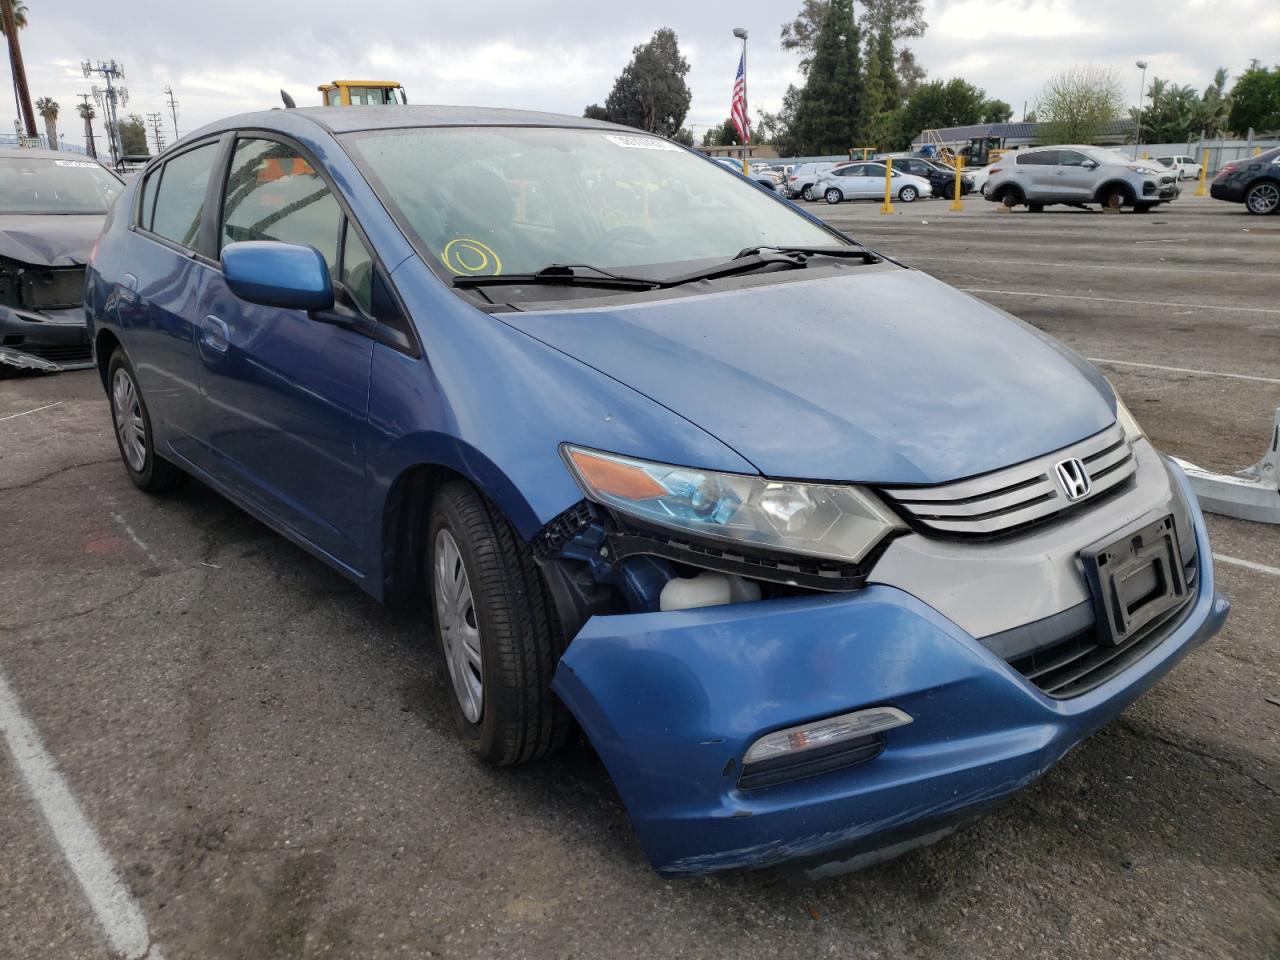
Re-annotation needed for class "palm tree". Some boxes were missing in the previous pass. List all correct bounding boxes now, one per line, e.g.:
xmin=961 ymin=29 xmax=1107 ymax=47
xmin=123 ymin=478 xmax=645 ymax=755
xmin=77 ymin=100 xmax=97 ymax=158
xmin=36 ymin=96 xmax=59 ymax=150
xmin=0 ymin=0 xmax=28 ymax=33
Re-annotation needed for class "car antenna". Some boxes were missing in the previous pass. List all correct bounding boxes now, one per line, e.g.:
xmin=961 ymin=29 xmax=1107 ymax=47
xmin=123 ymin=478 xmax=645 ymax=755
xmin=280 ymin=89 xmax=296 ymax=109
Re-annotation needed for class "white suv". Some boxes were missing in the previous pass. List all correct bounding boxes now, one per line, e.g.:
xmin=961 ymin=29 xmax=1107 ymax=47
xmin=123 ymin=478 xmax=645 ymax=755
xmin=1156 ymin=155 xmax=1203 ymax=180
xmin=983 ymin=145 xmax=1179 ymax=212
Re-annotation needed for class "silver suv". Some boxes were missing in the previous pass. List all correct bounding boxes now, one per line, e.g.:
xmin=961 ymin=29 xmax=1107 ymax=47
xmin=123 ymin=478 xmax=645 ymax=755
xmin=983 ymin=145 xmax=1179 ymax=212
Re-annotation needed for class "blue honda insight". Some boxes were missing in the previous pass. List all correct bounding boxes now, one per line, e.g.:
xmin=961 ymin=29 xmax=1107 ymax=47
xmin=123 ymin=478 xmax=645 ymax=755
xmin=85 ymin=106 xmax=1228 ymax=879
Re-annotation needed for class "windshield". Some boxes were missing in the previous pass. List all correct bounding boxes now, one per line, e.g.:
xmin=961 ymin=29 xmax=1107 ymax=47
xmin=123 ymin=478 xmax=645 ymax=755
xmin=344 ymin=126 xmax=843 ymax=279
xmin=0 ymin=157 xmax=122 ymax=214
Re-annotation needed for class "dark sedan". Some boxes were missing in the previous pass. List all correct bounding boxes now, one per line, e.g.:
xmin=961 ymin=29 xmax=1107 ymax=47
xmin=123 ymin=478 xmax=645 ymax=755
xmin=0 ymin=148 xmax=123 ymax=372
xmin=1209 ymin=147 xmax=1280 ymax=214
xmin=892 ymin=155 xmax=970 ymax=197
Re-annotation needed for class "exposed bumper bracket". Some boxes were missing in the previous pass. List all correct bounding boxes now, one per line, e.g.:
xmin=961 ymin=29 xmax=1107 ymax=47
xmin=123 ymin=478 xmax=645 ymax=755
xmin=1171 ymin=406 xmax=1280 ymax=525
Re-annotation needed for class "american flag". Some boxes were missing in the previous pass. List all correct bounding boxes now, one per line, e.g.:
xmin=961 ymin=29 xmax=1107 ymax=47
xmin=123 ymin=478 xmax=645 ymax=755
xmin=730 ymin=51 xmax=750 ymax=143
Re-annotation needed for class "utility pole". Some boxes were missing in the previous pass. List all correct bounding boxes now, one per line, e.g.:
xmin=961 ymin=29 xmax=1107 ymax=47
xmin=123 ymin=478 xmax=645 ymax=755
xmin=77 ymin=92 xmax=97 ymax=158
xmin=83 ymin=60 xmax=127 ymax=167
xmin=1 ymin=0 xmax=37 ymax=138
xmin=164 ymin=84 xmax=179 ymax=139
xmin=146 ymin=111 xmax=165 ymax=153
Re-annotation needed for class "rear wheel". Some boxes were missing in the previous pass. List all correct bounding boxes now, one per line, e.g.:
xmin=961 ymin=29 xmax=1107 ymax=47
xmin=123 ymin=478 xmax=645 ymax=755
xmin=898 ymin=185 xmax=919 ymax=203
xmin=107 ymin=348 xmax=184 ymax=493
xmin=1000 ymin=187 xmax=1022 ymax=208
xmin=1244 ymin=181 xmax=1279 ymax=215
xmin=427 ymin=480 xmax=571 ymax=766
xmin=802 ymin=185 xmax=814 ymax=201
xmin=824 ymin=187 xmax=843 ymax=204
xmin=1028 ymin=203 xmax=1045 ymax=213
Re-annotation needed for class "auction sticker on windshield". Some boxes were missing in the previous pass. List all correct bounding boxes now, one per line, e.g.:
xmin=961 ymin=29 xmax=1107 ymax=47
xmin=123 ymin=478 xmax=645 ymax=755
xmin=54 ymin=160 xmax=99 ymax=168
xmin=604 ymin=134 xmax=682 ymax=151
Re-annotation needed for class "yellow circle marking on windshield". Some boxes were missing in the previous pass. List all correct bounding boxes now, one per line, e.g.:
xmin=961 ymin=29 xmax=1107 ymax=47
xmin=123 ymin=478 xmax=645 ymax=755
xmin=443 ymin=238 xmax=502 ymax=276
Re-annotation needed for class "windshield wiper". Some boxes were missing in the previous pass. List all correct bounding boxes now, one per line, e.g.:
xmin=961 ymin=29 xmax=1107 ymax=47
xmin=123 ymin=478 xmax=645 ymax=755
xmin=733 ymin=244 xmax=881 ymax=263
xmin=451 ymin=263 xmax=658 ymax=290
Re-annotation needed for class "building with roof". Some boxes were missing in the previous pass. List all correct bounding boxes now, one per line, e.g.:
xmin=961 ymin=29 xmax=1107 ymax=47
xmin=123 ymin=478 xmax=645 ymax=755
xmin=912 ymin=119 xmax=1138 ymax=151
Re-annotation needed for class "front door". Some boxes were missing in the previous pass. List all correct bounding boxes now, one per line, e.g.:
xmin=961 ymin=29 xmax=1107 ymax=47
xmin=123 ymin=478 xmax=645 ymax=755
xmin=194 ymin=136 xmax=374 ymax=574
xmin=1055 ymin=150 xmax=1097 ymax=200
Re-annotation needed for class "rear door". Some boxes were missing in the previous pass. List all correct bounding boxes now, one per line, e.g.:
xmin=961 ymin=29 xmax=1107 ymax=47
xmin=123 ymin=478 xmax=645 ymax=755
xmin=118 ymin=137 xmax=226 ymax=467
xmin=194 ymin=134 xmax=375 ymax=573
xmin=1016 ymin=150 xmax=1059 ymax=200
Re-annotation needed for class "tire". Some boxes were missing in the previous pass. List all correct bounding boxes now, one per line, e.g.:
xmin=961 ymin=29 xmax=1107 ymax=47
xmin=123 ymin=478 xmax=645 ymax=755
xmin=1028 ymin=203 xmax=1045 ymax=213
xmin=107 ymin=348 xmax=184 ymax=493
xmin=427 ymin=480 xmax=571 ymax=766
xmin=1134 ymin=203 xmax=1155 ymax=214
xmin=1244 ymin=180 xmax=1280 ymax=215
xmin=999 ymin=187 xmax=1021 ymax=207
xmin=824 ymin=187 xmax=843 ymax=204
xmin=898 ymin=185 xmax=918 ymax=203
xmin=802 ymin=185 xmax=814 ymax=202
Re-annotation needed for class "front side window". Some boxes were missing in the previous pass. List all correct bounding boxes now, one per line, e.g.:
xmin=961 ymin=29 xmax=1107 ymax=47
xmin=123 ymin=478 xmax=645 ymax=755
xmin=220 ymin=138 xmax=341 ymax=271
xmin=345 ymin=126 xmax=841 ymax=281
xmin=150 ymin=142 xmax=219 ymax=249
xmin=0 ymin=157 xmax=122 ymax=215
xmin=1059 ymin=151 xmax=1089 ymax=167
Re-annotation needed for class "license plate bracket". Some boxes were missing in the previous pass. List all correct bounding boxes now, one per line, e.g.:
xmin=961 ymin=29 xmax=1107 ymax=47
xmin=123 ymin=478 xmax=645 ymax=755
xmin=1081 ymin=513 xmax=1187 ymax=646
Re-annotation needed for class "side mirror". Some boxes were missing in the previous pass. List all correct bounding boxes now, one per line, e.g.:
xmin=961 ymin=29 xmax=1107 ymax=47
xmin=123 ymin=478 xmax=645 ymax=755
xmin=221 ymin=241 xmax=334 ymax=311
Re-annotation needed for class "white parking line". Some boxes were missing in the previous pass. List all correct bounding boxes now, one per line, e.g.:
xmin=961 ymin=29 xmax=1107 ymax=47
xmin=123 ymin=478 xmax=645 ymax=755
xmin=1214 ymin=554 xmax=1280 ymax=578
xmin=0 ymin=665 xmax=165 ymax=959
xmin=908 ymin=254 xmax=1274 ymax=280
xmin=0 ymin=400 xmax=64 ymax=423
xmin=1087 ymin=358 xmax=1280 ymax=386
xmin=961 ymin=288 xmax=1280 ymax=316
xmin=111 ymin=513 xmax=161 ymax=567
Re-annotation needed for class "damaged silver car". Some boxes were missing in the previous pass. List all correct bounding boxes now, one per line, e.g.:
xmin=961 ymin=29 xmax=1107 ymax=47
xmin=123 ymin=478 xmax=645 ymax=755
xmin=0 ymin=148 xmax=123 ymax=373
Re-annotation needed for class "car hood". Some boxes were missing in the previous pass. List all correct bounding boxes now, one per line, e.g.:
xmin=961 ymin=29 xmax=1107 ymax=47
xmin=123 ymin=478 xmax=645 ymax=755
xmin=0 ymin=214 xmax=105 ymax=267
xmin=499 ymin=267 xmax=1116 ymax=485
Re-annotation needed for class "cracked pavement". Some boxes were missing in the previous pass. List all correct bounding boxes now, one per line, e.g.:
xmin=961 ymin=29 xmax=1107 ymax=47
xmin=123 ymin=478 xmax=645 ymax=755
xmin=0 ymin=195 xmax=1277 ymax=959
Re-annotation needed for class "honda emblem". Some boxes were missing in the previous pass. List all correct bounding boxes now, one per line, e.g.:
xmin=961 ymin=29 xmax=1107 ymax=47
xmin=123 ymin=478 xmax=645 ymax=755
xmin=1055 ymin=457 xmax=1092 ymax=501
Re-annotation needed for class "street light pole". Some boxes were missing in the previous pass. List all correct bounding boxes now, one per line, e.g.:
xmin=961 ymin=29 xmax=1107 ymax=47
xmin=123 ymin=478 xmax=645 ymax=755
xmin=733 ymin=27 xmax=748 ymax=175
xmin=1134 ymin=60 xmax=1148 ymax=159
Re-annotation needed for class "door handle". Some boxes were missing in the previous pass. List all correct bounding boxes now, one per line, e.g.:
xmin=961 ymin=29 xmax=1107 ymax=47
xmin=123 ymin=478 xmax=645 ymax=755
xmin=200 ymin=315 xmax=230 ymax=354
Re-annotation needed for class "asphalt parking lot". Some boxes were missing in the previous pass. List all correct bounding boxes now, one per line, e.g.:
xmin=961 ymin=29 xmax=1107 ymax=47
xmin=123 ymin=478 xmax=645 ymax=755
xmin=1 ymin=192 xmax=1277 ymax=960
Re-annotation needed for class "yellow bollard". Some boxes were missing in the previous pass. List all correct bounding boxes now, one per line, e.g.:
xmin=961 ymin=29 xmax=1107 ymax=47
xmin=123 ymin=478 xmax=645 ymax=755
xmin=950 ymin=156 xmax=964 ymax=212
xmin=1255 ymin=146 xmax=1262 ymax=157
xmin=881 ymin=157 xmax=895 ymax=215
xmin=1142 ymin=150 xmax=1149 ymax=160
xmin=1194 ymin=148 xmax=1209 ymax=196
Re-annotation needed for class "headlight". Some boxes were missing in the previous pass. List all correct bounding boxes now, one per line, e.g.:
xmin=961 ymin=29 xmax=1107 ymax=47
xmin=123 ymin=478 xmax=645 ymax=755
xmin=562 ymin=446 xmax=905 ymax=564
xmin=1114 ymin=393 xmax=1145 ymax=441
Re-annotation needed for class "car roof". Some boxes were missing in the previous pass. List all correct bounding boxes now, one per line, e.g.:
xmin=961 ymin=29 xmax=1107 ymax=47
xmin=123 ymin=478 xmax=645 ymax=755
xmin=0 ymin=146 xmax=105 ymax=162
xmin=186 ymin=104 xmax=636 ymax=142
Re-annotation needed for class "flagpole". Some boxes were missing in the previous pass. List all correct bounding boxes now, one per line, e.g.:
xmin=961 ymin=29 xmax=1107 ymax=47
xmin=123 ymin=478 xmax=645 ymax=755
xmin=733 ymin=27 xmax=749 ymax=174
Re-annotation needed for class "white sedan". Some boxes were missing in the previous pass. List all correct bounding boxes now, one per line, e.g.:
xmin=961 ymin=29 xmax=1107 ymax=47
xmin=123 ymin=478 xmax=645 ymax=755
xmin=815 ymin=161 xmax=933 ymax=204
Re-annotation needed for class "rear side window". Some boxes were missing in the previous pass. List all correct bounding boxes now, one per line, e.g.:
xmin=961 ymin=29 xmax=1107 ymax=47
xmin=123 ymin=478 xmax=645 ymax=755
xmin=150 ymin=142 xmax=219 ymax=249
xmin=1017 ymin=151 xmax=1058 ymax=166
xmin=220 ymin=138 xmax=342 ymax=272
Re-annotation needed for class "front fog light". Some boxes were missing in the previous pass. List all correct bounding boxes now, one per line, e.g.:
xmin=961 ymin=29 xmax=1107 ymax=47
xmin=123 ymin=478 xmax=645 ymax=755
xmin=738 ymin=706 xmax=913 ymax=790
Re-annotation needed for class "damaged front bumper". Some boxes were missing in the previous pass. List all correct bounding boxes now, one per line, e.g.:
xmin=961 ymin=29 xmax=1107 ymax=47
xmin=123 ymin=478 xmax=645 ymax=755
xmin=550 ymin=464 xmax=1228 ymax=878
xmin=0 ymin=304 xmax=93 ymax=372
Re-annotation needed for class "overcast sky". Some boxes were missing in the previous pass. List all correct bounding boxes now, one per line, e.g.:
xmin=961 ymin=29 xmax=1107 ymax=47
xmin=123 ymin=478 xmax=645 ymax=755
xmin=10 ymin=0 xmax=1279 ymax=150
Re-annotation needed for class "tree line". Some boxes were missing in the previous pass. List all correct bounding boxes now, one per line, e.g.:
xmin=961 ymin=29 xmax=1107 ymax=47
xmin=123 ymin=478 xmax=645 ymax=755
xmin=582 ymin=4 xmax=1280 ymax=157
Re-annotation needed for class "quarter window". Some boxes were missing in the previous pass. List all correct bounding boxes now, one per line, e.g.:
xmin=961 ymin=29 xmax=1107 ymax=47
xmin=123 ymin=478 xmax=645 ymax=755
xmin=149 ymin=142 xmax=219 ymax=250
xmin=220 ymin=138 xmax=342 ymax=272
xmin=341 ymin=223 xmax=374 ymax=315
xmin=139 ymin=167 xmax=161 ymax=231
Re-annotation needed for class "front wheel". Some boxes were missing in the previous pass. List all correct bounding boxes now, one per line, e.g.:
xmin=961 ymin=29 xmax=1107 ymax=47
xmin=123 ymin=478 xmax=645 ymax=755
xmin=107 ymin=349 xmax=184 ymax=493
xmin=427 ymin=480 xmax=571 ymax=766
xmin=1244 ymin=181 xmax=1280 ymax=215
xmin=1102 ymin=187 xmax=1129 ymax=210
xmin=824 ymin=187 xmax=843 ymax=204
xmin=898 ymin=185 xmax=919 ymax=203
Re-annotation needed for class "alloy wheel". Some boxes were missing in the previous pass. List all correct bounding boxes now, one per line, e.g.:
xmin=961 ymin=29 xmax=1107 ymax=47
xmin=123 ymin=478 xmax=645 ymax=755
xmin=900 ymin=186 xmax=918 ymax=202
xmin=825 ymin=188 xmax=841 ymax=204
xmin=434 ymin=528 xmax=484 ymax=724
xmin=111 ymin=368 xmax=146 ymax=473
xmin=1245 ymin=182 xmax=1279 ymax=215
